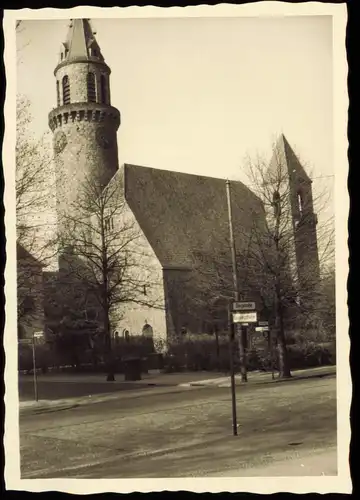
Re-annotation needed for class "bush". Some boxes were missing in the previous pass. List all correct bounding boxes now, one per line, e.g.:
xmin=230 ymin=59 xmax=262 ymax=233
xmin=163 ymin=335 xmax=336 ymax=374
xmin=18 ymin=342 xmax=55 ymax=373
xmin=18 ymin=333 xmax=336 ymax=375
xmin=286 ymin=341 xmax=336 ymax=369
xmin=166 ymin=334 xmax=233 ymax=372
xmin=113 ymin=336 xmax=155 ymax=360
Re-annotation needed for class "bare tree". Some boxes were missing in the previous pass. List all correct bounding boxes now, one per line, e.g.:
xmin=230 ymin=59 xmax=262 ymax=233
xmin=16 ymin=95 xmax=55 ymax=334
xmin=191 ymin=139 xmax=334 ymax=379
xmin=236 ymin=140 xmax=334 ymax=377
xmin=16 ymin=95 xmax=54 ymax=247
xmin=56 ymin=175 xmax=163 ymax=381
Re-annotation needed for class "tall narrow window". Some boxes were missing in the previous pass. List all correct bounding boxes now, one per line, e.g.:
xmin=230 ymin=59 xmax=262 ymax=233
xmin=104 ymin=216 xmax=113 ymax=233
xmin=273 ymin=190 xmax=281 ymax=217
xmin=100 ymin=74 xmax=107 ymax=104
xmin=87 ymin=72 xmax=96 ymax=102
xmin=297 ymin=192 xmax=303 ymax=215
xmin=56 ymin=80 xmax=60 ymax=107
xmin=62 ymin=75 xmax=70 ymax=104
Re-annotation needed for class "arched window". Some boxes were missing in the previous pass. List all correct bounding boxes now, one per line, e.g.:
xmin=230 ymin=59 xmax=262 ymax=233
xmin=100 ymin=74 xmax=107 ymax=104
xmin=62 ymin=75 xmax=70 ymax=104
xmin=87 ymin=72 xmax=96 ymax=102
xmin=56 ymin=80 xmax=60 ymax=107
xmin=142 ymin=321 xmax=153 ymax=338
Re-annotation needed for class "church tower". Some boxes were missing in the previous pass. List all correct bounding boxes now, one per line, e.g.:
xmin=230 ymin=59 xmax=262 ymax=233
xmin=271 ymin=134 xmax=321 ymax=301
xmin=48 ymin=19 xmax=120 ymax=227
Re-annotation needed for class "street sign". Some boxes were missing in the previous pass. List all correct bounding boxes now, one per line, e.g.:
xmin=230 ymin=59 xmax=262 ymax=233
xmin=255 ymin=326 xmax=269 ymax=332
xmin=233 ymin=311 xmax=257 ymax=323
xmin=233 ymin=301 xmax=256 ymax=311
xmin=258 ymin=321 xmax=269 ymax=327
xmin=18 ymin=338 xmax=33 ymax=345
xmin=33 ymin=331 xmax=43 ymax=338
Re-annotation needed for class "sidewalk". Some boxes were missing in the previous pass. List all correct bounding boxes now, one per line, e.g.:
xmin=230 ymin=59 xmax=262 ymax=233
xmin=179 ymin=365 xmax=336 ymax=388
xmin=18 ymin=365 xmax=335 ymax=415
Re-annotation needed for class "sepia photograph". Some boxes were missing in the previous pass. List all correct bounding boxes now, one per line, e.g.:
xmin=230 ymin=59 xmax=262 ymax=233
xmin=3 ymin=3 xmax=350 ymax=494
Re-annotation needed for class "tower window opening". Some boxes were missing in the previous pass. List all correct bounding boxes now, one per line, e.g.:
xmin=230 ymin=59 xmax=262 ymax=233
xmin=92 ymin=48 xmax=98 ymax=57
xmin=104 ymin=216 xmax=113 ymax=233
xmin=297 ymin=191 xmax=303 ymax=215
xmin=272 ymin=190 xmax=281 ymax=218
xmin=100 ymin=75 xmax=107 ymax=104
xmin=56 ymin=80 xmax=60 ymax=107
xmin=62 ymin=75 xmax=70 ymax=104
xmin=87 ymin=72 xmax=96 ymax=103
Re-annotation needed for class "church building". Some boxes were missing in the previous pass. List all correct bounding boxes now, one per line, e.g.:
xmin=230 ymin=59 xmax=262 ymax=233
xmin=39 ymin=18 xmax=320 ymax=345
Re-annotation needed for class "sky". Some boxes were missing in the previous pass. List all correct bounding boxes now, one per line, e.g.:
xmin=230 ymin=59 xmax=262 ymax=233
xmin=16 ymin=15 xmax=334 ymax=214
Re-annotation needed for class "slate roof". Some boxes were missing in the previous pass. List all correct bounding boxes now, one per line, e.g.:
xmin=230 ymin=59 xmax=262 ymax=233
xmin=121 ymin=164 xmax=264 ymax=269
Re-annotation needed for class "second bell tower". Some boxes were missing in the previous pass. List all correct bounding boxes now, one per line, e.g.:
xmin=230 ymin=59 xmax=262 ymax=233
xmin=48 ymin=18 xmax=120 ymax=225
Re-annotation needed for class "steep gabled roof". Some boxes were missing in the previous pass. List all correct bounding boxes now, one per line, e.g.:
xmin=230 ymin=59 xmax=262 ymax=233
xmin=121 ymin=164 xmax=264 ymax=269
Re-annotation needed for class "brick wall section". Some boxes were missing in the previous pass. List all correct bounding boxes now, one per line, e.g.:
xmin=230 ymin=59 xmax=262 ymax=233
xmin=49 ymin=103 xmax=120 ymax=232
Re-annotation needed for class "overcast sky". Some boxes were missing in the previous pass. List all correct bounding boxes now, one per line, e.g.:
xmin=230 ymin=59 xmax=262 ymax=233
xmin=16 ymin=15 xmax=334 ymax=213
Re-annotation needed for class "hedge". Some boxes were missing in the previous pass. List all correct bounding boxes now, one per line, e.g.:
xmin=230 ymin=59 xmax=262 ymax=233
xmin=18 ymin=335 xmax=336 ymax=374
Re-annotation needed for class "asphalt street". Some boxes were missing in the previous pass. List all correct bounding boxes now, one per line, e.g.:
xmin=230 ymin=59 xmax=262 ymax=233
xmin=19 ymin=374 xmax=337 ymax=478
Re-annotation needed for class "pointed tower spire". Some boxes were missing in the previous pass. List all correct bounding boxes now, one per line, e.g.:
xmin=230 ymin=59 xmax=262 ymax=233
xmin=56 ymin=18 xmax=106 ymax=69
xmin=267 ymin=134 xmax=320 ymax=301
xmin=276 ymin=134 xmax=312 ymax=184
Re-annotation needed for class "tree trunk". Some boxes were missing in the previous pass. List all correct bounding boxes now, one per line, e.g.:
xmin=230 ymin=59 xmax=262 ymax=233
xmin=104 ymin=310 xmax=115 ymax=381
xmin=214 ymin=327 xmax=220 ymax=369
xmin=275 ymin=294 xmax=291 ymax=378
xmin=237 ymin=324 xmax=248 ymax=382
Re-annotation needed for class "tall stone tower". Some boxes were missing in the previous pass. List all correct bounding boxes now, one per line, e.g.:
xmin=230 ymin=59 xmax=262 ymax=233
xmin=270 ymin=134 xmax=320 ymax=301
xmin=48 ymin=18 xmax=120 ymax=227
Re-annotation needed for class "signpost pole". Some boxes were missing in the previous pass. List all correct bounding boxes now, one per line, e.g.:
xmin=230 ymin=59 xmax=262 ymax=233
xmin=228 ymin=304 xmax=238 ymax=436
xmin=226 ymin=180 xmax=247 ymax=382
xmin=270 ymin=330 xmax=275 ymax=380
xmin=32 ymin=334 xmax=38 ymax=402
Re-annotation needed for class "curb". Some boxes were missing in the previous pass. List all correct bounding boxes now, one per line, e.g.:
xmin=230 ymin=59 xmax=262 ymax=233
xmin=179 ymin=368 xmax=336 ymax=388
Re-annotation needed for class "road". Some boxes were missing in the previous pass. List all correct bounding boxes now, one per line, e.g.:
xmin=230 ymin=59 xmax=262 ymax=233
xmin=19 ymin=374 xmax=337 ymax=478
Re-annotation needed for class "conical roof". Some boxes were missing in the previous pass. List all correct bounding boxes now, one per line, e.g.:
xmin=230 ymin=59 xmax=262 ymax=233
xmin=59 ymin=18 xmax=105 ymax=64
